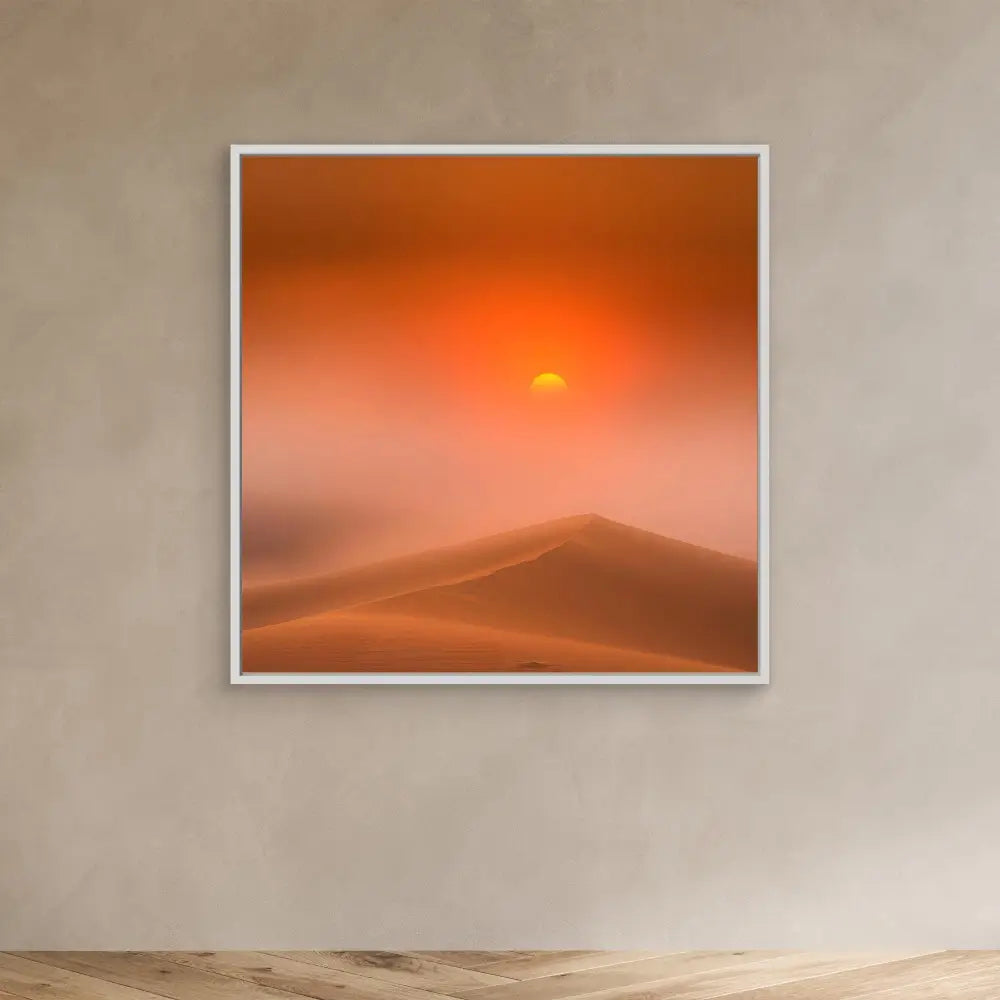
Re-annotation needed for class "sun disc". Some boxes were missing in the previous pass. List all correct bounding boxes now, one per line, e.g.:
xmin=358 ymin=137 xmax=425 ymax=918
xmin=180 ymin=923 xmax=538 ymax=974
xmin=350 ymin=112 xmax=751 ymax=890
xmin=530 ymin=372 xmax=568 ymax=392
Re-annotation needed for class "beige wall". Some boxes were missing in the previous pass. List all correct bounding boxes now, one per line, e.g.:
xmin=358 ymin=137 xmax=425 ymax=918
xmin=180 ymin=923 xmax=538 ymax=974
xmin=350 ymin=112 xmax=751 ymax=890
xmin=3 ymin=0 xmax=1000 ymax=948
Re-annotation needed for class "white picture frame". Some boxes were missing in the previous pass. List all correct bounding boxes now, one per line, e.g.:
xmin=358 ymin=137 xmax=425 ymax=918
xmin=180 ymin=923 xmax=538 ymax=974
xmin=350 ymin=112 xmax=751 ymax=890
xmin=230 ymin=144 xmax=769 ymax=685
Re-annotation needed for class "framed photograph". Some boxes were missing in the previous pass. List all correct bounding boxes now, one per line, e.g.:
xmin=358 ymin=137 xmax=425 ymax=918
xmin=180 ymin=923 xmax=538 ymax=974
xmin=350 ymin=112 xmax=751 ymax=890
xmin=231 ymin=144 xmax=768 ymax=684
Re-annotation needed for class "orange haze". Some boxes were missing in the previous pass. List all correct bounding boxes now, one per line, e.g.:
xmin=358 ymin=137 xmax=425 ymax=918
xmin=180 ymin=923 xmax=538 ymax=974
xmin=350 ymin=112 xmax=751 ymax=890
xmin=241 ymin=154 xmax=759 ymax=584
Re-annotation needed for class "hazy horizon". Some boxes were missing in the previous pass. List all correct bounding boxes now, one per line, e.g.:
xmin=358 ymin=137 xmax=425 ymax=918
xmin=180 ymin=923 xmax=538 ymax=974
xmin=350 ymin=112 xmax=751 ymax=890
xmin=242 ymin=154 xmax=758 ymax=585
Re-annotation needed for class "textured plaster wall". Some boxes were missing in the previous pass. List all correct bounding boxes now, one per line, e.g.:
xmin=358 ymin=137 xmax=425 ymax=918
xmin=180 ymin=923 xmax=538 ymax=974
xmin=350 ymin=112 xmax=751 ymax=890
xmin=2 ymin=0 xmax=1000 ymax=948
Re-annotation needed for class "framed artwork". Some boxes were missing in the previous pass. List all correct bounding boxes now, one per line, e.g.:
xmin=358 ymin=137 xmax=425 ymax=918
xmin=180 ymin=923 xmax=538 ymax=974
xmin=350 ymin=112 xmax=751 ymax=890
xmin=231 ymin=144 xmax=768 ymax=684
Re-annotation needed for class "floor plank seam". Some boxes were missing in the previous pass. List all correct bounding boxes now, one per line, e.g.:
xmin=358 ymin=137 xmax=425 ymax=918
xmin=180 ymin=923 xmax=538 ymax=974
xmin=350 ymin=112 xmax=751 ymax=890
xmin=258 ymin=953 xmax=510 ymax=996
xmin=0 ymin=953 xmax=188 ymax=1000
xmin=157 ymin=953 xmax=463 ymax=1000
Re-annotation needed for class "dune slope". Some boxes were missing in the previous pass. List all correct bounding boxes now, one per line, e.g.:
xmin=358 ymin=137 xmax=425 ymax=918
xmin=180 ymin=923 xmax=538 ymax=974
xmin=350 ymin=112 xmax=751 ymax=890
xmin=243 ymin=514 xmax=758 ymax=674
xmin=243 ymin=514 xmax=598 ymax=630
xmin=354 ymin=515 xmax=757 ymax=669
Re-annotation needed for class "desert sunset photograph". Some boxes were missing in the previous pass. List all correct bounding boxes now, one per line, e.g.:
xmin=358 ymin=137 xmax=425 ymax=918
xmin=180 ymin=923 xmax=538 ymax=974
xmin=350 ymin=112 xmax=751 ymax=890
xmin=237 ymin=148 xmax=763 ymax=679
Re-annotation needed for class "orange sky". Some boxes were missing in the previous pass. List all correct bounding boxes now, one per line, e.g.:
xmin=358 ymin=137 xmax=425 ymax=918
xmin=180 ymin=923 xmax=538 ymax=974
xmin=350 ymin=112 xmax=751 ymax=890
xmin=242 ymin=153 xmax=759 ymax=584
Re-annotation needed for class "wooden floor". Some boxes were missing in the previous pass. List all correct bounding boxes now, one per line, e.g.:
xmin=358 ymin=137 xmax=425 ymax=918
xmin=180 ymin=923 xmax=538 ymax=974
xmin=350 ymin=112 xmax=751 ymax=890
xmin=1 ymin=951 xmax=999 ymax=1000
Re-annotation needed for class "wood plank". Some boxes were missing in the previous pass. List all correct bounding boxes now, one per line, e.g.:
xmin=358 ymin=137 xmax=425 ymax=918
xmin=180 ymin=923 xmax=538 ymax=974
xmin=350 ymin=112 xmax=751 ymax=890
xmin=0 ymin=954 xmax=165 ymax=1000
xmin=17 ymin=952 xmax=321 ymax=1000
xmin=508 ymin=953 xmax=923 ymax=1000
xmin=869 ymin=960 xmax=1000 ymax=1000
xmin=717 ymin=952 xmax=994 ymax=999
xmin=159 ymin=952 xmax=456 ymax=1000
xmin=269 ymin=953 xmax=515 ymax=994
xmin=452 ymin=952 xmax=788 ymax=1000
xmin=472 ymin=954 xmax=662 ymax=981
xmin=413 ymin=955 xmax=534 ymax=973
xmin=725 ymin=952 xmax=1000 ymax=999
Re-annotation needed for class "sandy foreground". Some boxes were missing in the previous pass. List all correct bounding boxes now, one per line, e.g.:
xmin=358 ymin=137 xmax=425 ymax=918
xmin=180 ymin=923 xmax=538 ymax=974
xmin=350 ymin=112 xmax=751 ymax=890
xmin=243 ymin=610 xmax=742 ymax=674
xmin=242 ymin=514 xmax=757 ymax=674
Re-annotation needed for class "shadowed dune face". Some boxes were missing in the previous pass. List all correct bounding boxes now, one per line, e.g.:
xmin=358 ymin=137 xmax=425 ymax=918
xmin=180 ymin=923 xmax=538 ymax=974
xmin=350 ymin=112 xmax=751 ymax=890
xmin=242 ymin=514 xmax=758 ymax=674
xmin=360 ymin=516 xmax=756 ymax=669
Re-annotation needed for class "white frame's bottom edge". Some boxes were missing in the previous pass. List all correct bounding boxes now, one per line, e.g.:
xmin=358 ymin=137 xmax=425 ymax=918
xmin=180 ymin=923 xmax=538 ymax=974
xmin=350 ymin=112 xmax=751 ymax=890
xmin=231 ymin=671 xmax=769 ymax=685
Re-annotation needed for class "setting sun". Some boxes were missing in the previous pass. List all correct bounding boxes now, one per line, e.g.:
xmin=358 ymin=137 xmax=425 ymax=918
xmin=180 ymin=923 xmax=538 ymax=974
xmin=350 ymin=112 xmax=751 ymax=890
xmin=530 ymin=372 xmax=568 ymax=393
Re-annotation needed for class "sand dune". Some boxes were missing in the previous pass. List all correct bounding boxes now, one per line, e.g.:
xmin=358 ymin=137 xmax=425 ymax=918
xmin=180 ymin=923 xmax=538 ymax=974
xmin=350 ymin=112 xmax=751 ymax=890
xmin=242 ymin=514 xmax=758 ymax=674
xmin=243 ymin=514 xmax=600 ymax=630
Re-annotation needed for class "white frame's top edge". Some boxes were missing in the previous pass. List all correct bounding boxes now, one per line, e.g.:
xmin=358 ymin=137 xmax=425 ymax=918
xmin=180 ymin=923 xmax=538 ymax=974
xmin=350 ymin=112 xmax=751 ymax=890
xmin=230 ymin=143 xmax=768 ymax=156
